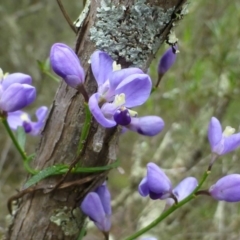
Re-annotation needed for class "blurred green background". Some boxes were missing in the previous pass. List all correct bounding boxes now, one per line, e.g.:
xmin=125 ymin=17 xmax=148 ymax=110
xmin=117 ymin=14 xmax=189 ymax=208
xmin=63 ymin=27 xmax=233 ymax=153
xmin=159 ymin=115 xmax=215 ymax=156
xmin=1 ymin=0 xmax=240 ymax=239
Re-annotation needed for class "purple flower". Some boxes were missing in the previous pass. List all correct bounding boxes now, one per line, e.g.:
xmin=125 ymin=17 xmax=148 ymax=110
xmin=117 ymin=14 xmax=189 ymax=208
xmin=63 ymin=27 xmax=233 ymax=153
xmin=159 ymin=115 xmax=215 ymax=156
xmin=139 ymin=163 xmax=198 ymax=204
xmin=89 ymin=51 xmax=152 ymax=128
xmin=208 ymin=117 xmax=240 ymax=155
xmin=50 ymin=43 xmax=85 ymax=88
xmin=126 ymin=115 xmax=165 ymax=136
xmin=166 ymin=177 xmax=198 ymax=206
xmin=81 ymin=183 xmax=111 ymax=232
xmin=7 ymin=106 xmax=48 ymax=136
xmin=158 ymin=45 xmax=177 ymax=76
xmin=138 ymin=162 xmax=172 ymax=200
xmin=209 ymin=174 xmax=240 ymax=202
xmin=0 ymin=71 xmax=36 ymax=113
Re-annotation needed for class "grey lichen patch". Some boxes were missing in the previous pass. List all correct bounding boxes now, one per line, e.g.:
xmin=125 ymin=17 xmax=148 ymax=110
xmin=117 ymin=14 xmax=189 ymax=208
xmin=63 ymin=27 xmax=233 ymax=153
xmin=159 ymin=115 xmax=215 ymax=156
xmin=50 ymin=206 xmax=81 ymax=236
xmin=90 ymin=0 xmax=175 ymax=68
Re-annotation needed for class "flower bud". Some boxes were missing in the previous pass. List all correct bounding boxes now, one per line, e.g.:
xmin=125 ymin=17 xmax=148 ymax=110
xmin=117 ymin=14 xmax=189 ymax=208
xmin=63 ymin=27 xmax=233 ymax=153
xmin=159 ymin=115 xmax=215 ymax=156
xmin=158 ymin=45 xmax=177 ymax=76
xmin=50 ymin=43 xmax=85 ymax=88
xmin=209 ymin=174 xmax=240 ymax=202
xmin=139 ymin=162 xmax=172 ymax=200
xmin=81 ymin=183 xmax=111 ymax=232
xmin=0 ymin=83 xmax=36 ymax=112
xmin=128 ymin=116 xmax=164 ymax=136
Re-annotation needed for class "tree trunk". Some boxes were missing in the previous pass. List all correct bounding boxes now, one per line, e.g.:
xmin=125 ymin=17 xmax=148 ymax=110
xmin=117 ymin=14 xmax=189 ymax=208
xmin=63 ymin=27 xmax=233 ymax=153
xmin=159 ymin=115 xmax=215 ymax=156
xmin=6 ymin=0 xmax=186 ymax=239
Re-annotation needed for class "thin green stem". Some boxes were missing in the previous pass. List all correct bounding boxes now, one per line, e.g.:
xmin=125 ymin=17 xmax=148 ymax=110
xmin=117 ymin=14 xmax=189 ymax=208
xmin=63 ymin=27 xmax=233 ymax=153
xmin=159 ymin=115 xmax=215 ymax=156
xmin=77 ymin=221 xmax=87 ymax=240
xmin=2 ymin=117 xmax=27 ymax=160
xmin=124 ymin=170 xmax=211 ymax=240
xmin=44 ymin=71 xmax=60 ymax=82
xmin=24 ymin=161 xmax=38 ymax=175
xmin=2 ymin=116 xmax=38 ymax=174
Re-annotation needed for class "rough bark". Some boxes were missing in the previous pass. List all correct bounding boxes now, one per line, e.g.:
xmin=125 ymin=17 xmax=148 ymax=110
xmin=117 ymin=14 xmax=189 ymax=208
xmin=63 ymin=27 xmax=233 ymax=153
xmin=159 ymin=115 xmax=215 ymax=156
xmin=6 ymin=0 xmax=186 ymax=239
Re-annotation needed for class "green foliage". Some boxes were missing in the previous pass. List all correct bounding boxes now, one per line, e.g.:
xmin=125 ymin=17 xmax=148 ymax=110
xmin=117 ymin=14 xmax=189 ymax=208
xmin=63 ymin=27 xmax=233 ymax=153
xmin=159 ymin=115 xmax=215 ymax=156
xmin=16 ymin=126 xmax=26 ymax=150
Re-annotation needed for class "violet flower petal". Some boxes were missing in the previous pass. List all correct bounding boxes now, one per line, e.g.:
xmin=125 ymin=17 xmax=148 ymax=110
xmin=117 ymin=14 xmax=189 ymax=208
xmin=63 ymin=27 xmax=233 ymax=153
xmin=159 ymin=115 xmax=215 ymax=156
xmin=2 ymin=73 xmax=32 ymax=90
xmin=7 ymin=106 xmax=48 ymax=136
xmin=35 ymin=106 xmax=48 ymax=122
xmin=138 ymin=177 xmax=149 ymax=197
xmin=89 ymin=93 xmax=116 ymax=127
xmin=208 ymin=117 xmax=223 ymax=151
xmin=90 ymin=50 xmax=113 ymax=87
xmin=173 ymin=177 xmax=198 ymax=201
xmin=0 ymin=83 xmax=36 ymax=112
xmin=115 ymin=74 xmax=152 ymax=108
xmin=95 ymin=184 xmax=112 ymax=215
xmin=158 ymin=46 xmax=177 ymax=75
xmin=222 ymin=133 xmax=240 ymax=155
xmin=23 ymin=122 xmax=32 ymax=133
xmin=7 ymin=111 xmax=26 ymax=130
xmin=109 ymin=68 xmax=143 ymax=91
xmin=95 ymin=216 xmax=111 ymax=233
xmin=209 ymin=174 xmax=240 ymax=202
xmin=30 ymin=106 xmax=48 ymax=135
xmin=146 ymin=163 xmax=172 ymax=199
xmin=114 ymin=109 xmax=131 ymax=126
xmin=167 ymin=177 xmax=198 ymax=206
xmin=50 ymin=43 xmax=85 ymax=88
xmin=128 ymin=116 xmax=165 ymax=136
xmin=81 ymin=192 xmax=106 ymax=227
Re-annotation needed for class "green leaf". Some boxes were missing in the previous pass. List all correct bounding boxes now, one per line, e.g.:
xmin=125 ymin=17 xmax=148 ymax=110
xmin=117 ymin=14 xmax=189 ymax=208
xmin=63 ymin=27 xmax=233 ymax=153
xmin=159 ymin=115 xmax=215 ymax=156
xmin=73 ymin=159 xmax=120 ymax=173
xmin=16 ymin=126 xmax=26 ymax=150
xmin=23 ymin=154 xmax=37 ymax=175
xmin=24 ymin=159 xmax=120 ymax=189
xmin=77 ymin=103 xmax=92 ymax=155
xmin=37 ymin=60 xmax=45 ymax=71
xmin=24 ymin=164 xmax=68 ymax=189
xmin=37 ymin=58 xmax=60 ymax=82
xmin=77 ymin=221 xmax=87 ymax=240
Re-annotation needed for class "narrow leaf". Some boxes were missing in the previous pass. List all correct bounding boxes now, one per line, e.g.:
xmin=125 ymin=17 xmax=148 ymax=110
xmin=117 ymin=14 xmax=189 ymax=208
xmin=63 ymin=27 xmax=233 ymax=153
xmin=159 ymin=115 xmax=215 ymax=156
xmin=24 ymin=164 xmax=68 ymax=189
xmin=73 ymin=159 xmax=120 ymax=173
xmin=16 ymin=126 xmax=26 ymax=150
xmin=77 ymin=103 xmax=92 ymax=155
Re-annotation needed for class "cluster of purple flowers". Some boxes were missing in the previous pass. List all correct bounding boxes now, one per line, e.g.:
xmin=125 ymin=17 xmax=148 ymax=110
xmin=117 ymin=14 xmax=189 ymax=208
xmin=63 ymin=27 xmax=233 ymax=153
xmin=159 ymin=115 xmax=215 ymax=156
xmin=207 ymin=117 xmax=240 ymax=202
xmin=48 ymin=43 xmax=178 ymax=235
xmin=49 ymin=42 xmax=240 ymax=237
xmin=138 ymin=162 xmax=198 ymax=205
xmin=78 ymin=116 xmax=240 ymax=236
xmin=0 ymin=69 xmax=48 ymax=135
xmin=50 ymin=43 xmax=172 ymax=136
xmin=0 ymin=71 xmax=36 ymax=114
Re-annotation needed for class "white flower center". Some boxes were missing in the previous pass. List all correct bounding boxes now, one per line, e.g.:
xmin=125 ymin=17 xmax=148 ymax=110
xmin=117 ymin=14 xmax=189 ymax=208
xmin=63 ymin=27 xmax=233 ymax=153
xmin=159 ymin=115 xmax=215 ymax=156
xmin=112 ymin=94 xmax=138 ymax=117
xmin=223 ymin=126 xmax=235 ymax=137
xmin=20 ymin=113 xmax=30 ymax=122
xmin=128 ymin=109 xmax=138 ymax=117
xmin=113 ymin=93 xmax=125 ymax=107
xmin=112 ymin=61 xmax=121 ymax=71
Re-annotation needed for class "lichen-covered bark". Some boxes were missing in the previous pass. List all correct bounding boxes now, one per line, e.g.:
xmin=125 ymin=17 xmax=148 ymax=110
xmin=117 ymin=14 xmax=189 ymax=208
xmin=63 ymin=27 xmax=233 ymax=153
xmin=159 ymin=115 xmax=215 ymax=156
xmin=6 ymin=0 xmax=186 ymax=239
